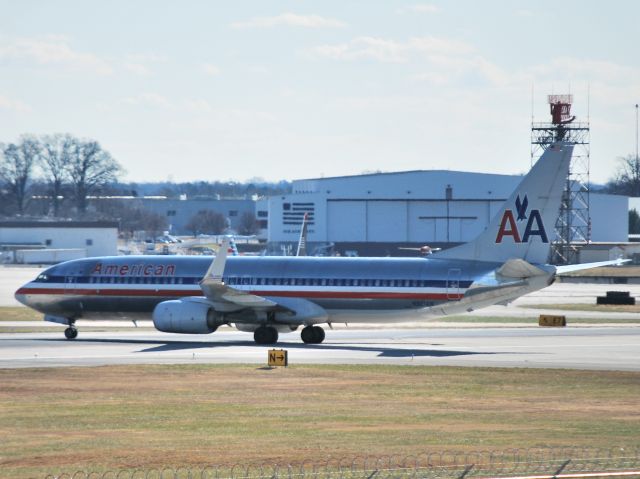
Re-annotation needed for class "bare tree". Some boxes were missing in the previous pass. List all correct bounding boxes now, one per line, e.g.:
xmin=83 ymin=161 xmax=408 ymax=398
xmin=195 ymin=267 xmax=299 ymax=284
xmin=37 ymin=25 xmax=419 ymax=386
xmin=630 ymin=208 xmax=640 ymax=234
xmin=67 ymin=138 xmax=124 ymax=215
xmin=184 ymin=213 xmax=202 ymax=237
xmin=185 ymin=209 xmax=228 ymax=236
xmin=40 ymin=134 xmax=74 ymax=216
xmin=140 ymin=210 xmax=168 ymax=239
xmin=605 ymin=154 xmax=640 ymax=196
xmin=0 ymin=135 xmax=41 ymax=215
xmin=237 ymin=211 xmax=259 ymax=235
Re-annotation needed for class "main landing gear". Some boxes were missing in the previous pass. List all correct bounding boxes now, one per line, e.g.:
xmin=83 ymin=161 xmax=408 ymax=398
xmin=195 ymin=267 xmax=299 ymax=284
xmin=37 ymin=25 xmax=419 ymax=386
xmin=252 ymin=325 xmax=326 ymax=345
xmin=301 ymin=325 xmax=325 ymax=344
xmin=254 ymin=326 xmax=279 ymax=345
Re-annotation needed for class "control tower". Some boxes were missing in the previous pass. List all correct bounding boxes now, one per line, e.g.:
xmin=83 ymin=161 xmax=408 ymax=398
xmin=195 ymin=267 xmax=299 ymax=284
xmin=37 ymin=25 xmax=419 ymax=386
xmin=531 ymin=94 xmax=590 ymax=265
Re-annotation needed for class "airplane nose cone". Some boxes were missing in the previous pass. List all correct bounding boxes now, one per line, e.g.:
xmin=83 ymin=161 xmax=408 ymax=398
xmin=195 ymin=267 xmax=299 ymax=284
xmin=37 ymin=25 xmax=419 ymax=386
xmin=14 ymin=286 xmax=30 ymax=307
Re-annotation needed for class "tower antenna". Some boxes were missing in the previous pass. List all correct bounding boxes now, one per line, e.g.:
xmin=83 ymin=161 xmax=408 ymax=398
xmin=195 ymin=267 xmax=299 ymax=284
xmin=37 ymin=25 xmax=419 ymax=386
xmin=531 ymin=92 xmax=590 ymax=264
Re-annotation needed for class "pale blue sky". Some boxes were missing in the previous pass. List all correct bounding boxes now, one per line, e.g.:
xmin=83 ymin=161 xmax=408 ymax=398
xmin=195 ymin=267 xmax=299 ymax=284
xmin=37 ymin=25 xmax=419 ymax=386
xmin=1 ymin=1 xmax=638 ymax=183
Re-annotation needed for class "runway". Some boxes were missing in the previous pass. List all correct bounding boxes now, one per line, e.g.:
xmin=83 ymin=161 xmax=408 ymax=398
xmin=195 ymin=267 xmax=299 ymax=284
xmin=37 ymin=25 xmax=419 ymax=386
xmin=1 ymin=326 xmax=639 ymax=371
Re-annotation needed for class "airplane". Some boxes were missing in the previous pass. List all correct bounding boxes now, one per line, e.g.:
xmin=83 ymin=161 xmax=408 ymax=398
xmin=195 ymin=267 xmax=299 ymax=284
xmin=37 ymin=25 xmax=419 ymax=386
xmin=398 ymin=245 xmax=442 ymax=256
xmin=14 ymin=142 xmax=625 ymax=345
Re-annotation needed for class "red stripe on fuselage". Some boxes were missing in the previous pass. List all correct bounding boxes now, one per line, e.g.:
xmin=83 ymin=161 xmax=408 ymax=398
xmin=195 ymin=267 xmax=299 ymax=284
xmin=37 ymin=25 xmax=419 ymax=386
xmin=16 ymin=286 xmax=464 ymax=301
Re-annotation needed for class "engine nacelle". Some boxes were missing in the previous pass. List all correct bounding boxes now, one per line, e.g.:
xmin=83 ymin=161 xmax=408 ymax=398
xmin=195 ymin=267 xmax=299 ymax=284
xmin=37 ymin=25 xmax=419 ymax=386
xmin=152 ymin=299 xmax=222 ymax=334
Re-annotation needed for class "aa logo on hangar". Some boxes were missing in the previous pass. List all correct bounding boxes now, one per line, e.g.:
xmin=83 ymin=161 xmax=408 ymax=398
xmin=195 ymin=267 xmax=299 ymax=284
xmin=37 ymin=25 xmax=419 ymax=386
xmin=495 ymin=194 xmax=549 ymax=244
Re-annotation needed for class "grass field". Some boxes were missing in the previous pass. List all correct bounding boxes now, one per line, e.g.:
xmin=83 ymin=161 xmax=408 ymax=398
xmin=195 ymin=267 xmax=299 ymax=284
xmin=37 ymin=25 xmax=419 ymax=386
xmin=0 ymin=306 xmax=42 ymax=321
xmin=525 ymin=303 xmax=640 ymax=313
xmin=561 ymin=266 xmax=640 ymax=277
xmin=0 ymin=364 xmax=639 ymax=479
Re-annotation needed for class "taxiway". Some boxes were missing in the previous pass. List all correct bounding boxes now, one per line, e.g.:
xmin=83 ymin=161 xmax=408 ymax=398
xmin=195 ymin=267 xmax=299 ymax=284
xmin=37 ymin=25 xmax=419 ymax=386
xmin=1 ymin=326 xmax=639 ymax=370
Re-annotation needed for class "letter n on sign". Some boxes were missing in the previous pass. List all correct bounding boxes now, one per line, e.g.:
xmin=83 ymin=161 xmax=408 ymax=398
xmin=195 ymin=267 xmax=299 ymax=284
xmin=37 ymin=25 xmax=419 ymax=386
xmin=268 ymin=349 xmax=288 ymax=367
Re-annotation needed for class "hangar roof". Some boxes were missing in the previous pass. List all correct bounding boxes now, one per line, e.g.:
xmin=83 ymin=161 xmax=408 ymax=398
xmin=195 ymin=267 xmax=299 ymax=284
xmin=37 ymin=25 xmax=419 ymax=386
xmin=0 ymin=221 xmax=119 ymax=228
xmin=292 ymin=170 xmax=524 ymax=199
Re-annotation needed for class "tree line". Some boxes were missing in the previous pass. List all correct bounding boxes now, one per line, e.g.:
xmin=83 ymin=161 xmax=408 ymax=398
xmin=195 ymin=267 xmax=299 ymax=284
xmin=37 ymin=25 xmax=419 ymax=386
xmin=4 ymin=134 xmax=639 ymax=233
xmin=603 ymin=154 xmax=640 ymax=234
xmin=0 ymin=134 xmax=268 ymax=238
xmin=0 ymin=134 xmax=123 ymax=217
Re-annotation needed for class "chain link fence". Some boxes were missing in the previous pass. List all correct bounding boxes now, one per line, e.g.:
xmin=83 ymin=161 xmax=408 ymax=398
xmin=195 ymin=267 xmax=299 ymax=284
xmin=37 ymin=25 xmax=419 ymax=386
xmin=42 ymin=447 xmax=640 ymax=479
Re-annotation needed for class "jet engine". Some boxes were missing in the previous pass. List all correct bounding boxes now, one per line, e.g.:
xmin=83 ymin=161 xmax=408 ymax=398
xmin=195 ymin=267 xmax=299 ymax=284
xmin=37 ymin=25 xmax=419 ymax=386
xmin=152 ymin=299 xmax=223 ymax=334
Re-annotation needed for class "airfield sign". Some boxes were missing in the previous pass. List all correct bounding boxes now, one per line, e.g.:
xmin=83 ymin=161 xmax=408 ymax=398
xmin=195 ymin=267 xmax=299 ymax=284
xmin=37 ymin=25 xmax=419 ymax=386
xmin=268 ymin=349 xmax=288 ymax=367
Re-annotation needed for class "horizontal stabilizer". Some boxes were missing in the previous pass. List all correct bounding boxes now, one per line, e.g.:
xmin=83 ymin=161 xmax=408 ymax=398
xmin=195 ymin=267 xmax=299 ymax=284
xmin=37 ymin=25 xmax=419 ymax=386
xmin=555 ymin=258 xmax=630 ymax=275
xmin=497 ymin=259 xmax=550 ymax=278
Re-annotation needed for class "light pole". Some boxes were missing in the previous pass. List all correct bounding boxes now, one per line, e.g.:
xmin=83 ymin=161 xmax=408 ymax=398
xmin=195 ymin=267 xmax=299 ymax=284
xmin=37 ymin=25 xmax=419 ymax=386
xmin=636 ymin=103 xmax=638 ymax=165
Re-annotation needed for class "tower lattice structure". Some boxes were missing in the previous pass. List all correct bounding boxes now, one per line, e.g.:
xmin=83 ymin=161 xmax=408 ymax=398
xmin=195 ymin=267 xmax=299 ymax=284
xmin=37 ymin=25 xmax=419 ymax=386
xmin=531 ymin=94 xmax=590 ymax=265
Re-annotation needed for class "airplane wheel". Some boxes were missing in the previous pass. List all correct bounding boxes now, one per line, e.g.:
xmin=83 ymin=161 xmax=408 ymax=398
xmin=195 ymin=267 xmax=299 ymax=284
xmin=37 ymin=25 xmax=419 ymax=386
xmin=301 ymin=326 xmax=314 ymax=343
xmin=64 ymin=327 xmax=78 ymax=340
xmin=312 ymin=326 xmax=325 ymax=343
xmin=254 ymin=326 xmax=278 ymax=345
xmin=301 ymin=326 xmax=325 ymax=344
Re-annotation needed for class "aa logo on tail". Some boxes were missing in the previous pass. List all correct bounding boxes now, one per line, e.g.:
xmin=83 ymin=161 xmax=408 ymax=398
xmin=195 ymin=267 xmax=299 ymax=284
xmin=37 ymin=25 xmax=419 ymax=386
xmin=496 ymin=194 xmax=548 ymax=243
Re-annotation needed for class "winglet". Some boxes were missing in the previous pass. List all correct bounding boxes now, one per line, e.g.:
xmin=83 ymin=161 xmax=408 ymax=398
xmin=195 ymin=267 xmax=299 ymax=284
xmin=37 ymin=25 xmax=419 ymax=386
xmin=296 ymin=212 xmax=309 ymax=256
xmin=202 ymin=238 xmax=229 ymax=283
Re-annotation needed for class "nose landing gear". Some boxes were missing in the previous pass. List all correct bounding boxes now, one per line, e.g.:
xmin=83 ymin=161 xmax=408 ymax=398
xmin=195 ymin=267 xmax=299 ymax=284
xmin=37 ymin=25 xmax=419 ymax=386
xmin=64 ymin=325 xmax=78 ymax=340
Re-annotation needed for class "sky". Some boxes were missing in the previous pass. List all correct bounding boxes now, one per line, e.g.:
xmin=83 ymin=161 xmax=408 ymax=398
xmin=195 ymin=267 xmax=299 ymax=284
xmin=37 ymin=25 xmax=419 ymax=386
xmin=1 ymin=1 xmax=639 ymax=184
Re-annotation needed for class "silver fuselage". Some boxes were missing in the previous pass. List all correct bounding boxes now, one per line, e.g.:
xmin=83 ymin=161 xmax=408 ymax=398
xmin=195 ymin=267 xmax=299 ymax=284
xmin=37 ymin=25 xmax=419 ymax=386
xmin=15 ymin=255 xmax=506 ymax=323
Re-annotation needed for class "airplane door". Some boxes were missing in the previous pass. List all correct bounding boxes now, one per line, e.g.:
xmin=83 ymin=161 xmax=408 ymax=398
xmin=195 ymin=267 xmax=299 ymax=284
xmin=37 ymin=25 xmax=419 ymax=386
xmin=65 ymin=275 xmax=77 ymax=294
xmin=446 ymin=268 xmax=461 ymax=300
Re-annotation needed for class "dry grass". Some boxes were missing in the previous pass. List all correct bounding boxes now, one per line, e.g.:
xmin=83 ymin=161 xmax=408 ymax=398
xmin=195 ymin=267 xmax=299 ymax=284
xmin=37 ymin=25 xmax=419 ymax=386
xmin=525 ymin=303 xmax=640 ymax=313
xmin=0 ymin=307 xmax=42 ymax=322
xmin=561 ymin=266 xmax=640 ymax=277
xmin=0 ymin=365 xmax=639 ymax=478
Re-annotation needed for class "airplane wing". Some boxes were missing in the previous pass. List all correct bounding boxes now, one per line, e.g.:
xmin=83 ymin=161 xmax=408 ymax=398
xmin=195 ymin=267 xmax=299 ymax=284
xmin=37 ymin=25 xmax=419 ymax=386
xmin=554 ymin=258 xmax=630 ymax=275
xmin=199 ymin=238 xmax=278 ymax=310
xmin=198 ymin=239 xmax=328 ymax=323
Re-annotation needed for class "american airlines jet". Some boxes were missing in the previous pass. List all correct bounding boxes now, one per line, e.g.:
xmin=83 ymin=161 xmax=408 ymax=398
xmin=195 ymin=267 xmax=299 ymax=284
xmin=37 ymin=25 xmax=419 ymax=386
xmin=15 ymin=142 xmax=621 ymax=344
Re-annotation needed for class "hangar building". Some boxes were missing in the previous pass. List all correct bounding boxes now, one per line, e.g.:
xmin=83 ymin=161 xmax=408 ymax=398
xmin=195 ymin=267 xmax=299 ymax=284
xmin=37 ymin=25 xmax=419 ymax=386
xmin=136 ymin=197 xmax=258 ymax=235
xmin=0 ymin=221 xmax=118 ymax=263
xmin=267 ymin=170 xmax=627 ymax=257
xmin=90 ymin=197 xmax=259 ymax=236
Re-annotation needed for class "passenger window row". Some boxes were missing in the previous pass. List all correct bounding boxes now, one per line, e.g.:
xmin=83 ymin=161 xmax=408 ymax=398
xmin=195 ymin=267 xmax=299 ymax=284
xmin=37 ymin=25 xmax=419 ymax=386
xmin=226 ymin=277 xmax=441 ymax=288
xmin=88 ymin=276 xmax=191 ymax=285
xmin=40 ymin=275 xmax=469 ymax=289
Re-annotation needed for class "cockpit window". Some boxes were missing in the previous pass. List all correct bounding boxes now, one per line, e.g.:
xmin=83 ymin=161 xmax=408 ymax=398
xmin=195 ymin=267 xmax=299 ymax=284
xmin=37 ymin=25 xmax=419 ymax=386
xmin=36 ymin=274 xmax=49 ymax=282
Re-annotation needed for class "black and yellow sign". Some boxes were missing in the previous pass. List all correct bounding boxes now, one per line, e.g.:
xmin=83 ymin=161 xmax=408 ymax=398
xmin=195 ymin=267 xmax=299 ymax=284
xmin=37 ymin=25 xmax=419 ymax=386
xmin=268 ymin=349 xmax=288 ymax=367
xmin=538 ymin=314 xmax=566 ymax=327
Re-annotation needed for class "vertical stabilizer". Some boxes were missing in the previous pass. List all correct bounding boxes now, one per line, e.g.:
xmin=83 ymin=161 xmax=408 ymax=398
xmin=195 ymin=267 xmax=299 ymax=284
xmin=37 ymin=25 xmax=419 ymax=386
xmin=435 ymin=142 xmax=573 ymax=264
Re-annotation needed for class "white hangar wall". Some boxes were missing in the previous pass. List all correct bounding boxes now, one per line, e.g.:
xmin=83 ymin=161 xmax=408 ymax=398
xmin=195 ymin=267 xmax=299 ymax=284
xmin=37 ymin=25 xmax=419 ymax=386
xmin=325 ymin=199 xmax=500 ymax=243
xmin=0 ymin=221 xmax=118 ymax=258
xmin=589 ymin=194 xmax=628 ymax=242
xmin=268 ymin=170 xmax=627 ymax=249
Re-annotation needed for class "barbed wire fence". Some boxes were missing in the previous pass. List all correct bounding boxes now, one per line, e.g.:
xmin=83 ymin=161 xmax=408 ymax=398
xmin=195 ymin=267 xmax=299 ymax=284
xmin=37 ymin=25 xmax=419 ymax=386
xmin=42 ymin=446 xmax=640 ymax=479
